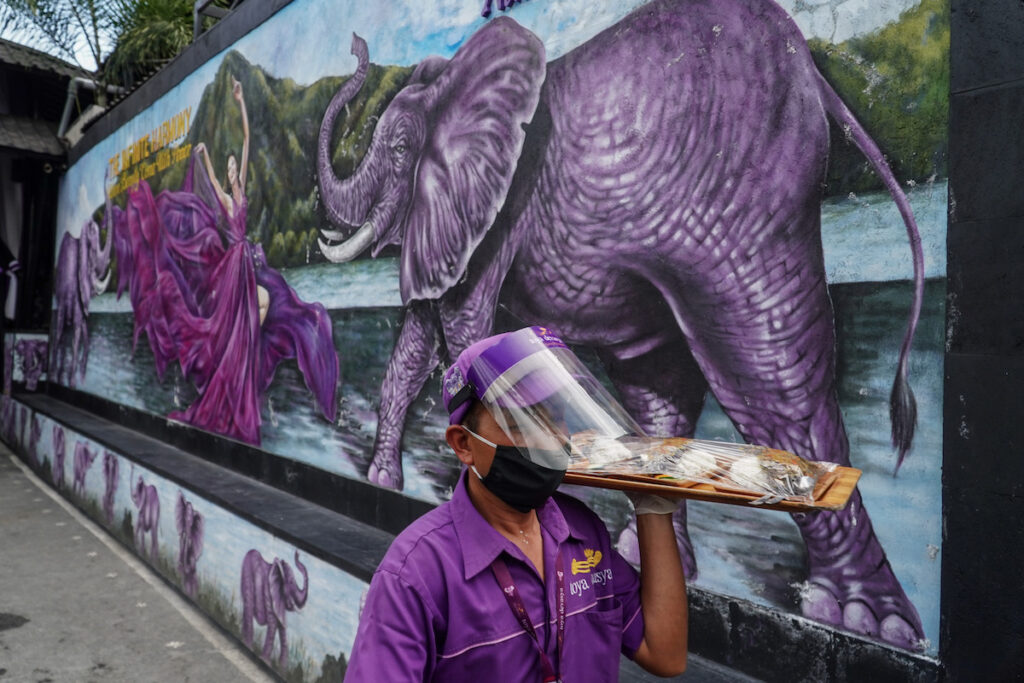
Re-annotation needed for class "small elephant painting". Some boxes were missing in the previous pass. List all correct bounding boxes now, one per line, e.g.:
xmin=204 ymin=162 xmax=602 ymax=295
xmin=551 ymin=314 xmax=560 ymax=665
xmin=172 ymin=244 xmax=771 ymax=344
xmin=130 ymin=468 xmax=160 ymax=561
xmin=102 ymin=451 xmax=119 ymax=524
xmin=240 ymin=549 xmax=309 ymax=668
xmin=72 ymin=441 xmax=98 ymax=497
xmin=176 ymin=492 xmax=204 ymax=598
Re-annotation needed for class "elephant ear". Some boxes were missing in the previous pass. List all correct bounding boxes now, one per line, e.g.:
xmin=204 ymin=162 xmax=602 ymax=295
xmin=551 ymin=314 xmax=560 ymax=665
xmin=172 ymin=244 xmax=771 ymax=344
xmin=399 ymin=17 xmax=545 ymax=302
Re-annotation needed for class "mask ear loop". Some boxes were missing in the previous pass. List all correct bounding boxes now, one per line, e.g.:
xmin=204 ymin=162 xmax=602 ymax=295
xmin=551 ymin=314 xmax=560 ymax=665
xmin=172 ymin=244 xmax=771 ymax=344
xmin=463 ymin=427 xmax=497 ymax=481
xmin=463 ymin=426 xmax=499 ymax=449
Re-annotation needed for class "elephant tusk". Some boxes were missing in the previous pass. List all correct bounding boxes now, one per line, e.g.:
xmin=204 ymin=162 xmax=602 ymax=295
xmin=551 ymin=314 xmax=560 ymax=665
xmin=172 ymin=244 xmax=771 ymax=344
xmin=320 ymin=227 xmax=349 ymax=243
xmin=93 ymin=268 xmax=111 ymax=296
xmin=317 ymin=222 xmax=375 ymax=263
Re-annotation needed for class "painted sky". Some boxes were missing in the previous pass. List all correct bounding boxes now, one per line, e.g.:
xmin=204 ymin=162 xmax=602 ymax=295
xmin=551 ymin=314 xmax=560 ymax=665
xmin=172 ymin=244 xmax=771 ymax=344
xmin=57 ymin=0 xmax=928 ymax=244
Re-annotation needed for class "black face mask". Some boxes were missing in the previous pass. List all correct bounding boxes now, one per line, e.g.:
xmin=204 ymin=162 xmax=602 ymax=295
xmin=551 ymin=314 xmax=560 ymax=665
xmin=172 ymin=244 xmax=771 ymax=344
xmin=465 ymin=429 xmax=567 ymax=513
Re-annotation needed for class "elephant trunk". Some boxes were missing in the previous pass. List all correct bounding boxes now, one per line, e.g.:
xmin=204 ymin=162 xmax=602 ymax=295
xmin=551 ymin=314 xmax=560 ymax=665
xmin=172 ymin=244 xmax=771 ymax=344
xmin=290 ymin=551 xmax=309 ymax=608
xmin=317 ymin=33 xmax=376 ymax=230
xmin=90 ymin=221 xmax=113 ymax=296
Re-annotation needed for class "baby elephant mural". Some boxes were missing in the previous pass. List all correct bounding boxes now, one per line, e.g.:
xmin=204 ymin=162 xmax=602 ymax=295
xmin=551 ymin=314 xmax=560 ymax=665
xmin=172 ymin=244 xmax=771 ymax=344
xmin=316 ymin=0 xmax=925 ymax=650
xmin=28 ymin=415 xmax=41 ymax=467
xmin=130 ymin=468 xmax=160 ymax=561
xmin=102 ymin=451 xmax=119 ymax=524
xmin=72 ymin=441 xmax=98 ymax=497
xmin=175 ymin=492 xmax=204 ymax=598
xmin=52 ymin=424 xmax=66 ymax=489
xmin=14 ymin=339 xmax=48 ymax=391
xmin=52 ymin=218 xmax=112 ymax=387
xmin=240 ymin=549 xmax=309 ymax=669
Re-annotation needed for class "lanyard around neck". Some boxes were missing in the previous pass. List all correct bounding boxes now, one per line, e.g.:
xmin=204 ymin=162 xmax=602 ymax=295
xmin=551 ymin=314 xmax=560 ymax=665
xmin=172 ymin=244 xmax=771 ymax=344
xmin=491 ymin=551 xmax=566 ymax=682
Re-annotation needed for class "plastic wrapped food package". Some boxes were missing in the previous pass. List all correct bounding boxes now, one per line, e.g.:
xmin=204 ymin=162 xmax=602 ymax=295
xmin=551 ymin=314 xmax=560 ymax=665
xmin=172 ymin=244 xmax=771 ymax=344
xmin=568 ymin=432 xmax=838 ymax=504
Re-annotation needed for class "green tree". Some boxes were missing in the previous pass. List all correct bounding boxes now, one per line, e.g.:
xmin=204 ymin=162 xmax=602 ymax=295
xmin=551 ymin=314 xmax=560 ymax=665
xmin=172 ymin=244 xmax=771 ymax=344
xmin=1 ymin=0 xmax=230 ymax=88
xmin=1 ymin=0 xmax=115 ymax=79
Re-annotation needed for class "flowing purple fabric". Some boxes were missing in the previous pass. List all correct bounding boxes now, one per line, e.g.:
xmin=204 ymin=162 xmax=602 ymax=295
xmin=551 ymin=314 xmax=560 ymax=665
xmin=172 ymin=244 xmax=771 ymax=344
xmin=110 ymin=150 xmax=338 ymax=445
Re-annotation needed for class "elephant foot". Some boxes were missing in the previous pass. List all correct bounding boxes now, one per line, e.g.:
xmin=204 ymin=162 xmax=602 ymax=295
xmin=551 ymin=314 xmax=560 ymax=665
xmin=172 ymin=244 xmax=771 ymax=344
xmin=793 ymin=493 xmax=925 ymax=651
xmin=367 ymin=454 xmax=404 ymax=490
xmin=615 ymin=506 xmax=698 ymax=580
xmin=799 ymin=574 xmax=924 ymax=651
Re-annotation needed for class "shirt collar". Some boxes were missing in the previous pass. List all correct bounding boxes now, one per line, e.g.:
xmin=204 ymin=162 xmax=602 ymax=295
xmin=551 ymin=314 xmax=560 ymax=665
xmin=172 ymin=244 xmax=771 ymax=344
xmin=450 ymin=470 xmax=582 ymax=581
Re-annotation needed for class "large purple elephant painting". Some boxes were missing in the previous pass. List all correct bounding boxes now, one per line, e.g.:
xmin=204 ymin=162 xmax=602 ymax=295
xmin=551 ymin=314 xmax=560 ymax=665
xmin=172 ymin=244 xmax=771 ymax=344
xmin=315 ymin=0 xmax=926 ymax=649
xmin=52 ymin=218 xmax=112 ymax=387
xmin=240 ymin=549 xmax=309 ymax=668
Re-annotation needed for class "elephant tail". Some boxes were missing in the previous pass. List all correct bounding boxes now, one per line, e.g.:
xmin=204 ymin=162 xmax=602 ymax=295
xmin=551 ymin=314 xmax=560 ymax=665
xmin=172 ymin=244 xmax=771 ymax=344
xmin=816 ymin=71 xmax=923 ymax=474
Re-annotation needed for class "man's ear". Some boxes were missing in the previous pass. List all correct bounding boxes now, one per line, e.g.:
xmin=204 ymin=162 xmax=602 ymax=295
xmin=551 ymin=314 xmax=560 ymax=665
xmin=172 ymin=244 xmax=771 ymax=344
xmin=446 ymin=425 xmax=475 ymax=467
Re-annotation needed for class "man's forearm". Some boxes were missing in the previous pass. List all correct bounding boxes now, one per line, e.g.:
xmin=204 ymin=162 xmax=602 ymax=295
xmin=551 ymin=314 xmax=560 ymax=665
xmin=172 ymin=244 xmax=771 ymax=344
xmin=634 ymin=512 xmax=688 ymax=675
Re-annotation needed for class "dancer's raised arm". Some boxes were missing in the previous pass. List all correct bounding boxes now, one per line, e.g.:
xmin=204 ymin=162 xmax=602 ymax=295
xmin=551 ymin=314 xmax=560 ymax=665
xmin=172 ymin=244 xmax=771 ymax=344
xmin=233 ymin=76 xmax=249 ymax=191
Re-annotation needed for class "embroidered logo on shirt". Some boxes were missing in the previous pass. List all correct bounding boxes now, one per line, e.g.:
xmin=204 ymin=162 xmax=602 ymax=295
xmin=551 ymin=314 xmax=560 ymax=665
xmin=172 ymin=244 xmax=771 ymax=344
xmin=571 ymin=548 xmax=603 ymax=575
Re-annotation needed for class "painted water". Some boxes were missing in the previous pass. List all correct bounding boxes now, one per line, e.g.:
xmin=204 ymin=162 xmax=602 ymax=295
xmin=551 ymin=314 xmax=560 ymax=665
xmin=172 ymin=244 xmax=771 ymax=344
xmin=78 ymin=180 xmax=946 ymax=652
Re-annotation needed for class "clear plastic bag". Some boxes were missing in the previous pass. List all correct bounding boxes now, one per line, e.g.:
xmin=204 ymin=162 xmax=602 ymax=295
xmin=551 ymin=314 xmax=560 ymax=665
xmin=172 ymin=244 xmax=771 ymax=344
xmin=568 ymin=432 xmax=838 ymax=504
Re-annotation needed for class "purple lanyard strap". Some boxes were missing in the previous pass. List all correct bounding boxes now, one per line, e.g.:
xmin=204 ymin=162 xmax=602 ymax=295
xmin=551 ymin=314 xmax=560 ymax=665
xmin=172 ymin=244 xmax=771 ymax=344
xmin=491 ymin=551 xmax=566 ymax=682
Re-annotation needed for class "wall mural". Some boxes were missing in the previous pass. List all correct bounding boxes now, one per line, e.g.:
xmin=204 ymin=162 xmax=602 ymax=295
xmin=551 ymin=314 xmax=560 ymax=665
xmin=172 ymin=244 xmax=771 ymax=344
xmin=4 ymin=333 xmax=49 ymax=392
xmin=49 ymin=0 xmax=947 ymax=656
xmin=7 ymin=402 xmax=361 ymax=680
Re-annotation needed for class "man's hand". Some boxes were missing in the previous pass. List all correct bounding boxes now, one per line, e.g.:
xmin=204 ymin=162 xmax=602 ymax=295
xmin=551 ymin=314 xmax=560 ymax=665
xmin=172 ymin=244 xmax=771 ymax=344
xmin=627 ymin=492 xmax=678 ymax=516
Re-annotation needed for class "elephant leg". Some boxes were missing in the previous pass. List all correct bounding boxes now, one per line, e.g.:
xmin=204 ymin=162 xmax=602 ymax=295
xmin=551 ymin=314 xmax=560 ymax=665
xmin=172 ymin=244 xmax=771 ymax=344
xmin=598 ymin=335 xmax=708 ymax=580
xmin=277 ymin=622 xmax=288 ymax=669
xmin=369 ymin=302 xmax=442 ymax=489
xmin=664 ymin=232 xmax=924 ymax=649
xmin=241 ymin=577 xmax=254 ymax=644
xmin=262 ymin=619 xmax=277 ymax=662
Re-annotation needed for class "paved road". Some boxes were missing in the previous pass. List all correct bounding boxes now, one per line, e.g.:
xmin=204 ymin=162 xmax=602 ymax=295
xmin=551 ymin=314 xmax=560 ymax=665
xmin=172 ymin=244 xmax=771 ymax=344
xmin=0 ymin=447 xmax=275 ymax=683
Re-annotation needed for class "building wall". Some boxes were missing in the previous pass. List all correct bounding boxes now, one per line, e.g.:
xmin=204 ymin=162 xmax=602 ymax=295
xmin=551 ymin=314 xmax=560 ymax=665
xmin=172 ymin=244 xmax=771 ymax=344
xmin=943 ymin=0 xmax=1024 ymax=679
xmin=23 ymin=0 xmax=956 ymax=678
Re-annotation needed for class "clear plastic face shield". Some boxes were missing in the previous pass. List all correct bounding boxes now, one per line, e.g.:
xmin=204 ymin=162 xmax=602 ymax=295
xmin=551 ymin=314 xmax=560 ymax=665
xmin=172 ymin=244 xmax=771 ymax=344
xmin=464 ymin=328 xmax=644 ymax=470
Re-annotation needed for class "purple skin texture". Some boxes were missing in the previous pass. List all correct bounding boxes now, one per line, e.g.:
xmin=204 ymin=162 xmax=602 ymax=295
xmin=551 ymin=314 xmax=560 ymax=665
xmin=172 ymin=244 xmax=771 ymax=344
xmin=72 ymin=441 xmax=98 ymax=497
xmin=175 ymin=492 xmax=204 ymax=598
xmin=130 ymin=469 xmax=160 ymax=561
xmin=51 ymin=425 xmax=66 ymax=489
xmin=316 ymin=0 xmax=927 ymax=650
xmin=240 ymin=550 xmax=308 ymax=669
xmin=15 ymin=340 xmax=48 ymax=391
xmin=52 ymin=219 xmax=112 ymax=387
xmin=102 ymin=451 xmax=119 ymax=525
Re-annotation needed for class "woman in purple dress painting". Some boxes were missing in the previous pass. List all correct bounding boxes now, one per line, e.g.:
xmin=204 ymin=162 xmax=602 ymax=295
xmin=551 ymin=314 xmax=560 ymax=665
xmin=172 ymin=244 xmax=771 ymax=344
xmin=110 ymin=76 xmax=338 ymax=445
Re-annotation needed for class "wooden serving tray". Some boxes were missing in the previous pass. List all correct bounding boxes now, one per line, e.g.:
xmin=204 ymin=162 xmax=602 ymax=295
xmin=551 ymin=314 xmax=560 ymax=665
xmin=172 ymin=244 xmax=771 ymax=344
xmin=563 ymin=465 xmax=861 ymax=512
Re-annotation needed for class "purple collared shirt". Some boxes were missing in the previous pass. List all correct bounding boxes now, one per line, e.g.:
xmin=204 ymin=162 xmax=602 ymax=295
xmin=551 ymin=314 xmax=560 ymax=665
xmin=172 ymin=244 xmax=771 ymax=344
xmin=345 ymin=472 xmax=645 ymax=681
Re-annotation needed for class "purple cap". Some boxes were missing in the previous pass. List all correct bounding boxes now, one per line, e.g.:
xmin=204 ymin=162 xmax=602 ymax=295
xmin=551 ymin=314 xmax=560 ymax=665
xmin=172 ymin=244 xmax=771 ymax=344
xmin=442 ymin=327 xmax=570 ymax=425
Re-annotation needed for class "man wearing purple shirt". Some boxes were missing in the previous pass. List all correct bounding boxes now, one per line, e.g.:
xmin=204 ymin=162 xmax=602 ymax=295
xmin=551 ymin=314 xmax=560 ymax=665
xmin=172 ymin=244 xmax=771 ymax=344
xmin=346 ymin=327 xmax=688 ymax=680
